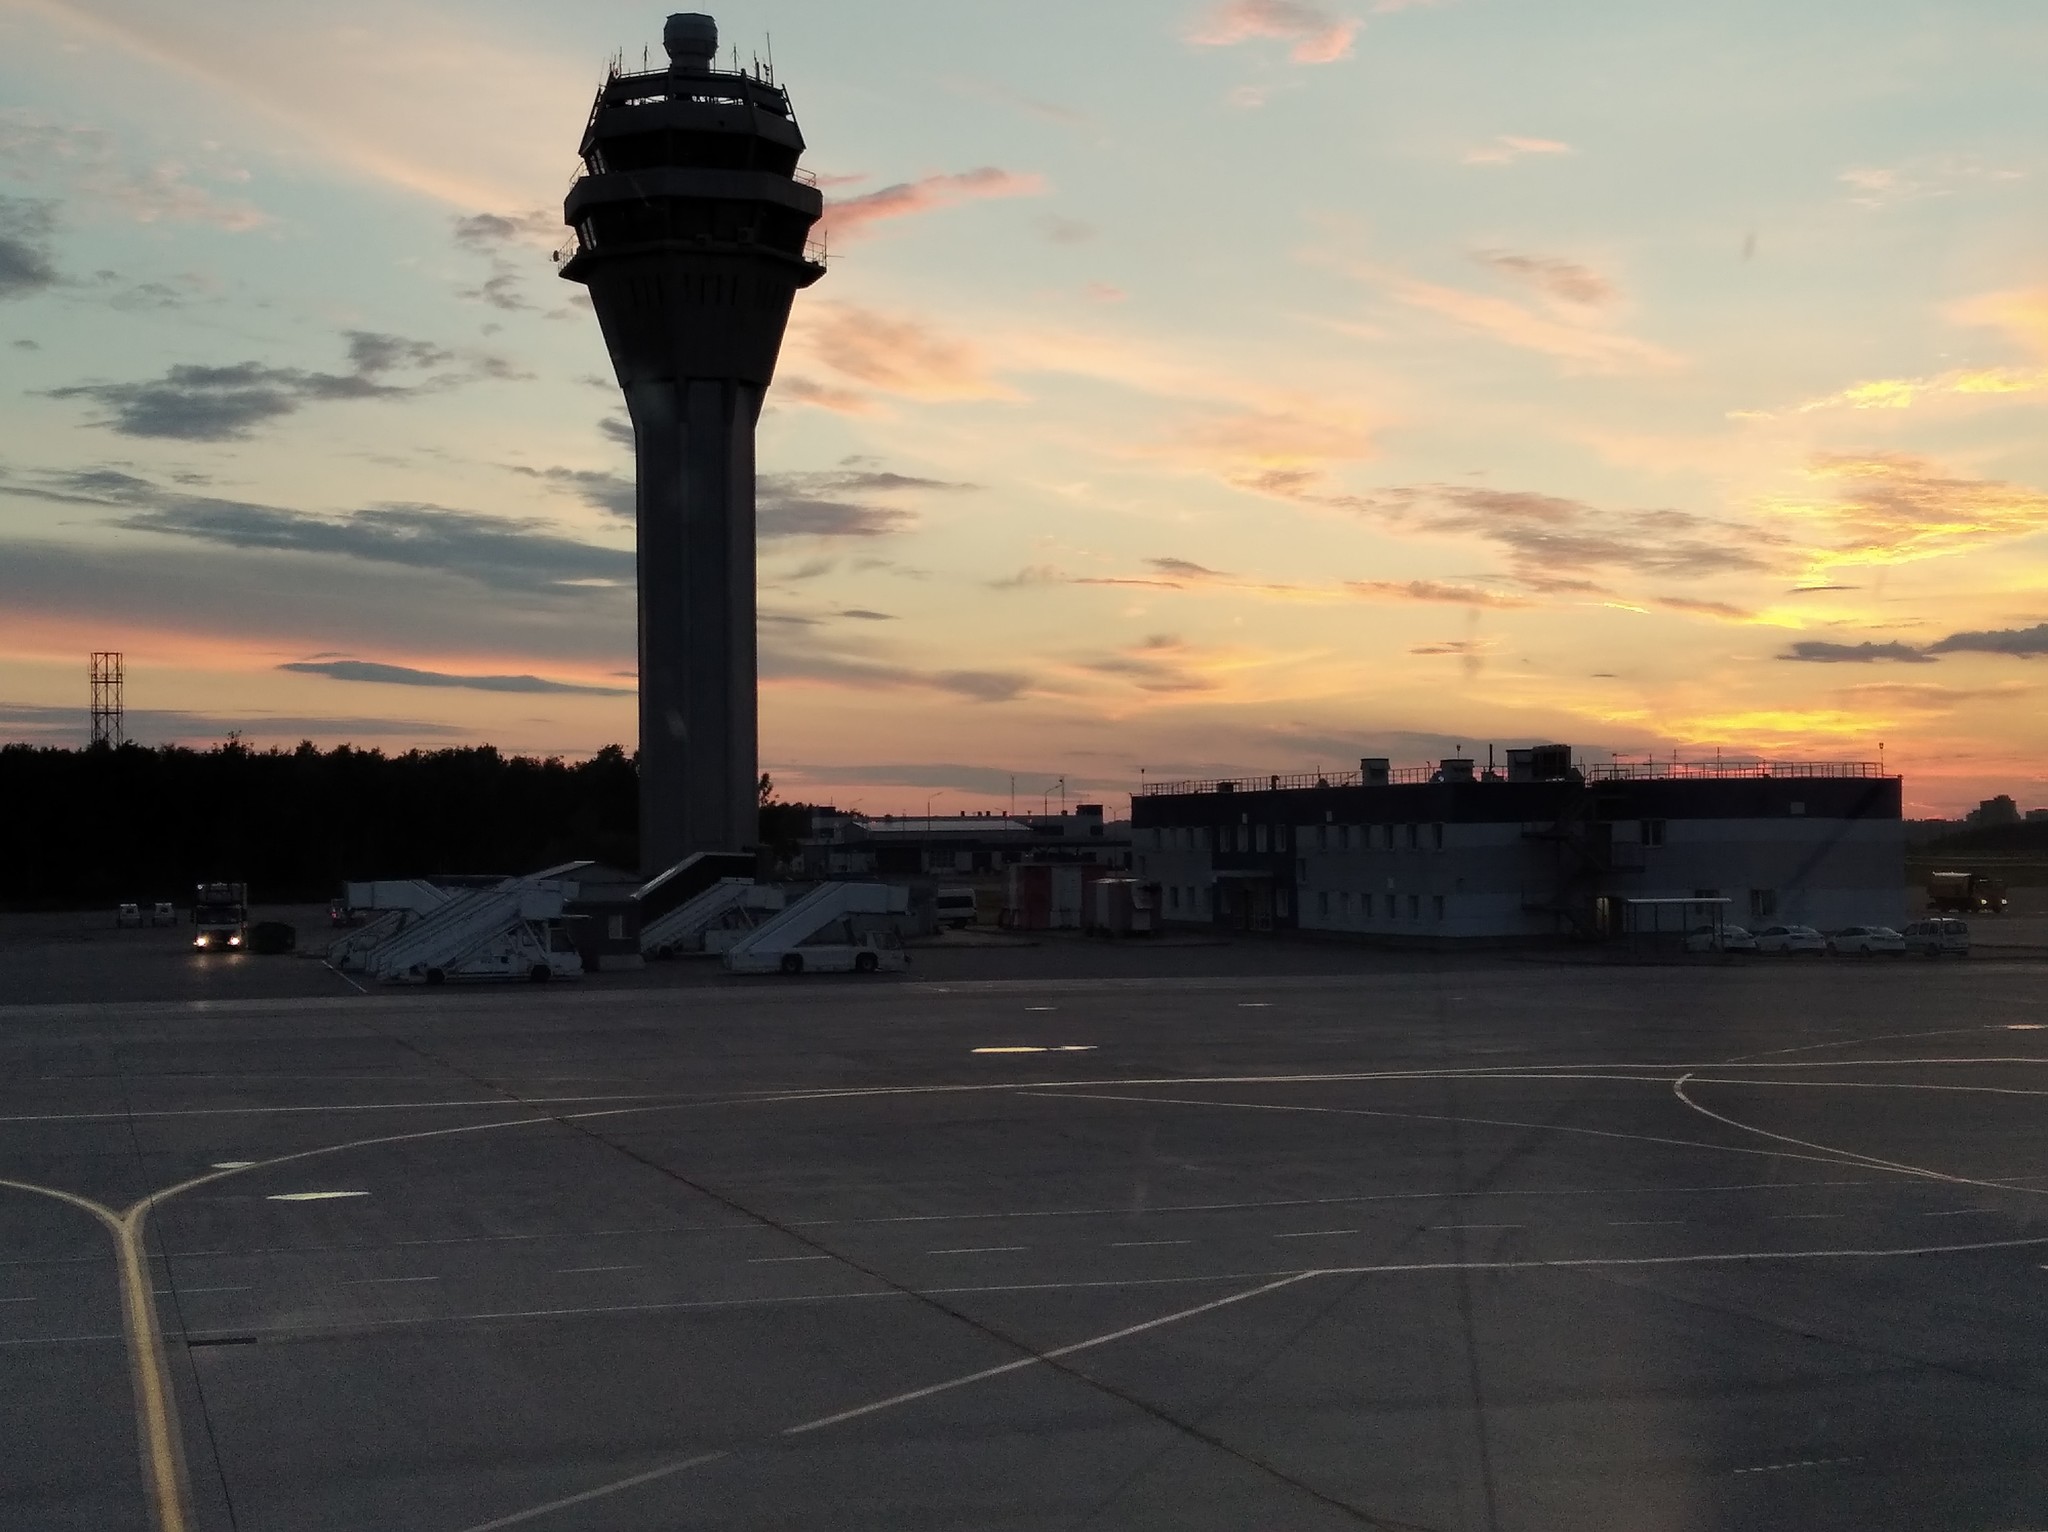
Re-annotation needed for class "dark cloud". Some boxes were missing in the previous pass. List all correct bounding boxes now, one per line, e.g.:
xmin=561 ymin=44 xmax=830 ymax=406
xmin=507 ymin=464 xmax=636 ymax=518
xmin=757 ymin=468 xmax=974 ymax=540
xmin=762 ymin=645 xmax=1032 ymax=702
xmin=279 ymin=659 xmax=631 ymax=696
xmin=1078 ymin=634 xmax=1217 ymax=694
xmin=0 ymin=197 xmax=59 ymax=300
xmin=1777 ymin=640 xmax=1935 ymax=664
xmin=0 ymin=523 xmax=632 ymax=673
xmin=1473 ymin=250 xmax=1615 ymax=307
xmin=44 ymin=330 xmax=512 ymax=441
xmin=0 ymin=460 xmax=635 ymax=597
xmin=1927 ymin=622 xmax=2048 ymax=659
xmin=118 ymin=498 xmax=633 ymax=594
xmin=0 ymin=701 xmax=470 ymax=746
xmin=452 ymin=210 xmax=555 ymax=249
xmin=839 ymin=609 xmax=896 ymax=621
xmin=11 ymin=337 xmax=39 ymax=349
xmin=779 ymin=761 xmax=1102 ymax=795
xmin=598 ymin=413 xmax=634 ymax=449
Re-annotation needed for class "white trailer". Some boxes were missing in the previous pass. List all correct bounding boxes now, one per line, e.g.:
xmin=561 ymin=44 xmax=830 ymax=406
xmin=723 ymin=882 xmax=911 ymax=975
xmin=641 ymin=879 xmax=786 ymax=957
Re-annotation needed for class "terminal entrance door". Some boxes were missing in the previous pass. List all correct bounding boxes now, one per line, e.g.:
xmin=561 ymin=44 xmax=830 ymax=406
xmin=1218 ymin=875 xmax=1274 ymax=932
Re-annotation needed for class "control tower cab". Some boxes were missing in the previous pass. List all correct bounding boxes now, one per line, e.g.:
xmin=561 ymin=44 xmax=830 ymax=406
xmin=560 ymin=12 xmax=824 ymax=873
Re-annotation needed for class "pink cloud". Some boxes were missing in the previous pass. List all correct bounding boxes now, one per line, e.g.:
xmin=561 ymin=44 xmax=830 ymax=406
xmin=1187 ymin=1 xmax=1360 ymax=64
xmin=1463 ymin=135 xmax=1573 ymax=166
xmin=820 ymin=168 xmax=1047 ymax=241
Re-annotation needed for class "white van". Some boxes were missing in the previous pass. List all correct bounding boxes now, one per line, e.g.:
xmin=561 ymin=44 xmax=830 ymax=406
xmin=934 ymin=887 xmax=978 ymax=930
xmin=1902 ymin=918 xmax=1970 ymax=958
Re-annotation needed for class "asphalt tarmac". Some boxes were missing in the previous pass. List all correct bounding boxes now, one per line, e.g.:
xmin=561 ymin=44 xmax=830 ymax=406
xmin=3 ymin=948 xmax=2046 ymax=1531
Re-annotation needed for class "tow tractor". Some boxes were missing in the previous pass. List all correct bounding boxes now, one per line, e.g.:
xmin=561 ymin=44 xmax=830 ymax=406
xmin=192 ymin=882 xmax=249 ymax=951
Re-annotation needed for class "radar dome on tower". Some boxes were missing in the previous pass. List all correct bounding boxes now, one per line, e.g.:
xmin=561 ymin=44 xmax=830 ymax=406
xmin=663 ymin=12 xmax=718 ymax=71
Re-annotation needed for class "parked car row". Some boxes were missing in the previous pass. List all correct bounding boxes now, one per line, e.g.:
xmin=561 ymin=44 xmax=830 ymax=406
xmin=114 ymin=901 xmax=177 ymax=928
xmin=1686 ymin=919 xmax=1970 ymax=958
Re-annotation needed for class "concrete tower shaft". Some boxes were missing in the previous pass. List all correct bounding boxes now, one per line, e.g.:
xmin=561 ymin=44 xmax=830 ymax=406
xmin=560 ymin=13 xmax=823 ymax=872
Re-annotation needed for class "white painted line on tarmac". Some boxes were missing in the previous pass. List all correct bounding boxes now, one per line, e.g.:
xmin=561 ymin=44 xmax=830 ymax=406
xmin=973 ymin=1047 xmax=1046 ymax=1055
xmin=2008 ymin=1024 xmax=2044 ymax=1031
xmin=163 ymin=1286 xmax=249 ymax=1295
xmin=1112 ymin=1240 xmax=1191 ymax=1248
xmin=1273 ymin=1229 xmax=1359 ymax=1239
xmin=1237 ymin=1002 xmax=1272 ymax=1009
xmin=1918 ymin=1209 xmax=1985 ymax=1217
xmin=1433 ymin=1224 xmax=1523 ymax=1231
xmin=1731 ymin=1456 xmax=1856 ymax=1475
xmin=209 ymin=1162 xmax=257 ymax=1170
xmin=747 ymin=1255 xmax=832 ymax=1265
xmin=454 ymin=1451 xmax=731 ymax=1532
xmin=267 ymin=1191 xmax=369 ymax=1202
xmin=1608 ymin=1219 xmax=1685 ymax=1227
xmin=1055 ymin=1046 xmax=1098 ymax=1052
xmin=928 ymin=1246 xmax=1026 ymax=1255
xmin=1770 ymin=1213 xmax=1846 ymax=1220
xmin=557 ymin=1265 xmax=641 ymax=1274
xmin=346 ymin=1275 xmax=441 ymax=1285
xmin=0 ymin=1295 xmax=35 ymax=1304
xmin=1025 ymin=1006 xmax=1056 ymax=1012
xmin=784 ymin=1271 xmax=1316 ymax=1438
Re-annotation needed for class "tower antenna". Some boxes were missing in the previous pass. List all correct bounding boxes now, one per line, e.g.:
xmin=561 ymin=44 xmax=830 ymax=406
xmin=89 ymin=651 xmax=125 ymax=748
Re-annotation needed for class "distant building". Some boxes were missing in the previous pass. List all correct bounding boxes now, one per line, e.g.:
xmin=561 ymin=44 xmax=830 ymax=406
xmin=2028 ymin=808 xmax=2048 ymax=823
xmin=800 ymin=804 xmax=1131 ymax=880
xmin=1132 ymin=747 xmax=1903 ymax=942
xmin=1969 ymin=795 xmax=2023 ymax=827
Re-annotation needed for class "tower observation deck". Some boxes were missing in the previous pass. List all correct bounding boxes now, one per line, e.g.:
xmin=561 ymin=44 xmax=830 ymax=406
xmin=560 ymin=12 xmax=824 ymax=872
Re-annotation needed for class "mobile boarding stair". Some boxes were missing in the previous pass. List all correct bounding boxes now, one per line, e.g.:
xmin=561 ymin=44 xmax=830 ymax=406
xmin=366 ymin=862 xmax=591 ymax=985
xmin=723 ymin=882 xmax=911 ymax=975
xmin=325 ymin=880 xmax=453 ymax=972
xmin=640 ymin=879 xmax=787 ymax=958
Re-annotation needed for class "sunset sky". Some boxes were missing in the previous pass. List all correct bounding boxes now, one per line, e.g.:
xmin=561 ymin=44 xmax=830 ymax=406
xmin=2 ymin=0 xmax=2045 ymax=816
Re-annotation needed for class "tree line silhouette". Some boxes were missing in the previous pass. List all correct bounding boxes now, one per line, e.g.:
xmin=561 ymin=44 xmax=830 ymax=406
xmin=4 ymin=739 xmax=656 ymax=909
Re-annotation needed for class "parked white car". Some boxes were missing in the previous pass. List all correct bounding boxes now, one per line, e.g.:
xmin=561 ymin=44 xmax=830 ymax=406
xmin=1685 ymin=924 xmax=1759 ymax=953
xmin=115 ymin=902 xmax=142 ymax=928
xmin=1828 ymin=925 xmax=1906 ymax=957
xmin=754 ymin=930 xmax=909 ymax=976
xmin=1754 ymin=924 xmax=1826 ymax=954
xmin=150 ymin=901 xmax=176 ymax=927
xmin=1901 ymin=917 xmax=1971 ymax=958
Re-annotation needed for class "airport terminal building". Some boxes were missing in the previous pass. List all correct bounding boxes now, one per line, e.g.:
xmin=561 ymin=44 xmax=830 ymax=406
xmin=1132 ymin=747 xmax=1904 ymax=942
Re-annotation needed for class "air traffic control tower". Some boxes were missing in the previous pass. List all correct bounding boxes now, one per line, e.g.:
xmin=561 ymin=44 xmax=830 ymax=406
xmin=560 ymin=12 xmax=824 ymax=872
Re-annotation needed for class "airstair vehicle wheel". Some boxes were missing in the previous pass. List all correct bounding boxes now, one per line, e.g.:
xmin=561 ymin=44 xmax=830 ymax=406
xmin=855 ymin=952 xmax=878 ymax=974
xmin=780 ymin=953 xmax=804 ymax=975
xmin=529 ymin=964 xmax=552 ymax=983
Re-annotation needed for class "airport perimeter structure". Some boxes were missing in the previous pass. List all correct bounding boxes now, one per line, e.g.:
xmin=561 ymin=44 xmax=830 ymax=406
xmin=560 ymin=12 xmax=825 ymax=871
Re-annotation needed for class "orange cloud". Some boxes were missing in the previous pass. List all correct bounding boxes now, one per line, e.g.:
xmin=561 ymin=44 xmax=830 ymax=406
xmin=1187 ymin=0 xmax=1360 ymax=63
xmin=1770 ymin=453 xmax=2048 ymax=571
xmin=789 ymin=303 xmax=1019 ymax=402
xmin=1347 ymin=579 xmax=1532 ymax=609
xmin=1389 ymin=276 xmax=1680 ymax=373
xmin=1795 ymin=367 xmax=2048 ymax=413
xmin=820 ymin=168 xmax=1047 ymax=242
xmin=1950 ymin=286 xmax=2048 ymax=356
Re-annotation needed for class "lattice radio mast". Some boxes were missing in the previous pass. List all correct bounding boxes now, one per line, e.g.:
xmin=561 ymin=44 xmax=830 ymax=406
xmin=89 ymin=651 xmax=124 ymax=747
